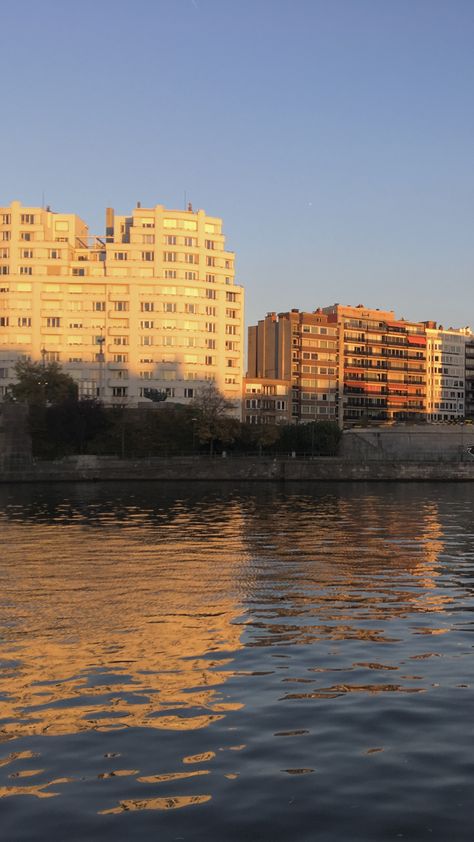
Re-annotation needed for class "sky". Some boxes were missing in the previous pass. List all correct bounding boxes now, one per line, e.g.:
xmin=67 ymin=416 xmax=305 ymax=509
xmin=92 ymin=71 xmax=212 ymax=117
xmin=1 ymin=0 xmax=473 ymax=330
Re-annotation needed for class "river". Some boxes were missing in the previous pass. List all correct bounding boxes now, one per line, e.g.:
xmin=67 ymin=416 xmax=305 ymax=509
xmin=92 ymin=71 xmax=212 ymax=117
xmin=0 ymin=481 xmax=473 ymax=841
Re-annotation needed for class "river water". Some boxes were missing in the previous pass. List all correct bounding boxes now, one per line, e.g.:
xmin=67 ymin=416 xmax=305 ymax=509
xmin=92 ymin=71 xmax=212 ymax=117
xmin=0 ymin=481 xmax=473 ymax=841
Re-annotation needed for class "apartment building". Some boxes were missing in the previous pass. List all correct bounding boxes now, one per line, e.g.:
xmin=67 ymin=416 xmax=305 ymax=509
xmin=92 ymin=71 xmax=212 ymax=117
xmin=466 ymin=337 xmax=474 ymax=420
xmin=247 ymin=310 xmax=339 ymax=424
xmin=322 ymin=304 xmax=427 ymax=426
xmin=243 ymin=378 xmax=291 ymax=425
xmin=0 ymin=200 xmax=244 ymax=408
xmin=424 ymin=322 xmax=470 ymax=421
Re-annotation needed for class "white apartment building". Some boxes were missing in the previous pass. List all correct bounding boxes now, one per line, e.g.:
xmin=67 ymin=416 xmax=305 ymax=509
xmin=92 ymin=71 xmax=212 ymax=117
xmin=424 ymin=322 xmax=470 ymax=421
xmin=0 ymin=201 xmax=244 ymax=409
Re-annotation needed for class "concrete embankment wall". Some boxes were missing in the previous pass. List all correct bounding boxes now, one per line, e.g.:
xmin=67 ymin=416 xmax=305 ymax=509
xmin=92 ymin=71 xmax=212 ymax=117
xmin=341 ymin=425 xmax=474 ymax=462
xmin=2 ymin=455 xmax=474 ymax=483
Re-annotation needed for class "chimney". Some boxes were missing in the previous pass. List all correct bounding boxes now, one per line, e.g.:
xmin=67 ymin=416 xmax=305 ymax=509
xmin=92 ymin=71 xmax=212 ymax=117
xmin=105 ymin=207 xmax=115 ymax=240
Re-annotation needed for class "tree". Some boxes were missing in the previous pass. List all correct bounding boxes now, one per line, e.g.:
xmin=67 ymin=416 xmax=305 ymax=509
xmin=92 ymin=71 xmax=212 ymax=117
xmin=8 ymin=360 xmax=78 ymax=406
xmin=190 ymin=382 xmax=238 ymax=454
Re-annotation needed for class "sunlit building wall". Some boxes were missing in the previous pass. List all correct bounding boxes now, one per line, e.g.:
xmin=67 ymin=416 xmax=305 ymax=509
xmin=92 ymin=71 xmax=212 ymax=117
xmin=247 ymin=310 xmax=339 ymax=424
xmin=0 ymin=201 xmax=244 ymax=409
xmin=424 ymin=322 xmax=470 ymax=421
xmin=323 ymin=304 xmax=427 ymax=426
xmin=466 ymin=337 xmax=474 ymax=420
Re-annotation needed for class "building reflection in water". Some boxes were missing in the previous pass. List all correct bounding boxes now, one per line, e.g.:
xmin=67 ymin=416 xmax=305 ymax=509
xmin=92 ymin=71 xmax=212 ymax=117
xmin=0 ymin=494 xmax=248 ymax=743
xmin=0 ymin=482 xmax=462 ymax=749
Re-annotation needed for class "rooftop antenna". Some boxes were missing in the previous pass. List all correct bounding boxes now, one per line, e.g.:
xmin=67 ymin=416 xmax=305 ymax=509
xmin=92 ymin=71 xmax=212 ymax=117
xmin=184 ymin=190 xmax=187 ymax=210
xmin=41 ymin=189 xmax=45 ymax=209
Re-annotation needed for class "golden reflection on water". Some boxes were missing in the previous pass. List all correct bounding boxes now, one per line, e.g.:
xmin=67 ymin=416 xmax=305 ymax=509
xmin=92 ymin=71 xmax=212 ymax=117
xmin=0 ymin=502 xmax=248 ymax=743
xmin=99 ymin=793 xmax=212 ymax=814
xmin=0 ymin=486 xmax=460 ymax=816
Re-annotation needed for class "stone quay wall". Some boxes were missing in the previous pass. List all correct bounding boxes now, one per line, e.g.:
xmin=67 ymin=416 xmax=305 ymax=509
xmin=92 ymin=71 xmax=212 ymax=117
xmin=1 ymin=454 xmax=474 ymax=483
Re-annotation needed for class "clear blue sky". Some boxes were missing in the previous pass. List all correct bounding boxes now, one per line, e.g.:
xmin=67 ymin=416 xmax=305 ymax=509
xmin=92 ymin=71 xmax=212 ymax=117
xmin=1 ymin=0 xmax=473 ymax=329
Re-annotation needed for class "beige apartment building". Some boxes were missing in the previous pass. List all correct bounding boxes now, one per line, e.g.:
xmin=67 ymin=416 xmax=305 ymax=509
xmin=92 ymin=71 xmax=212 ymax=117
xmin=0 ymin=201 xmax=244 ymax=409
xmin=322 ymin=304 xmax=427 ymax=426
xmin=247 ymin=310 xmax=339 ymax=424
xmin=424 ymin=322 xmax=471 ymax=421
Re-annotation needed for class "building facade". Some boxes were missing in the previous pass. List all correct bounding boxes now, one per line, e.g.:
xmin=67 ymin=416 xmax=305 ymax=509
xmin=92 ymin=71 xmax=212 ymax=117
xmin=466 ymin=337 xmax=474 ymax=420
xmin=247 ymin=310 xmax=339 ymax=424
xmin=424 ymin=322 xmax=470 ymax=421
xmin=0 ymin=201 xmax=244 ymax=408
xmin=323 ymin=304 xmax=427 ymax=426
xmin=243 ymin=378 xmax=292 ymax=425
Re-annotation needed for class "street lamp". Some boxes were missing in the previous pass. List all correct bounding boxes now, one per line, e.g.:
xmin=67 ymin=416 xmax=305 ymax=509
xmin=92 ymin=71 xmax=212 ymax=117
xmin=96 ymin=334 xmax=105 ymax=400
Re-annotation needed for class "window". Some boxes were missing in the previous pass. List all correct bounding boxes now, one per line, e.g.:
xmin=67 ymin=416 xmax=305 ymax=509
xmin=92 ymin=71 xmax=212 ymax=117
xmin=114 ymin=252 xmax=128 ymax=261
xmin=113 ymin=336 xmax=129 ymax=345
xmin=165 ymin=235 xmax=177 ymax=245
xmin=205 ymin=322 xmax=216 ymax=333
xmin=1 ymin=214 xmax=11 ymax=225
xmin=20 ymin=214 xmax=35 ymax=224
xmin=164 ymin=269 xmax=177 ymax=278
xmin=72 ymin=268 xmax=85 ymax=276
xmin=185 ymin=303 xmax=197 ymax=314
xmin=49 ymin=249 xmax=60 ymax=259
xmin=141 ymin=251 xmax=154 ymax=261
xmin=185 ymin=253 xmax=198 ymax=264
xmin=184 ymin=236 xmax=196 ymax=247
xmin=205 ymin=306 xmax=216 ymax=316
xmin=163 ymin=302 xmax=176 ymax=313
xmin=21 ymin=249 xmax=33 ymax=259
xmin=0 ymin=267 xmax=9 ymax=275
xmin=114 ymin=301 xmax=129 ymax=311
xmin=206 ymin=289 xmax=216 ymax=300
xmin=0 ymin=317 xmax=9 ymax=326
xmin=46 ymin=317 xmax=61 ymax=327
xmin=0 ymin=248 xmax=8 ymax=258
xmin=1 ymin=232 xmax=10 ymax=241
xmin=226 ymin=308 xmax=237 ymax=319
xmin=93 ymin=301 xmax=106 ymax=311
xmin=19 ymin=267 xmax=32 ymax=275
xmin=141 ymin=301 xmax=154 ymax=312
xmin=226 ymin=291 xmax=237 ymax=302
xmin=113 ymin=354 xmax=128 ymax=363
xmin=185 ymin=271 xmax=196 ymax=280
xmin=206 ymin=273 xmax=215 ymax=283
xmin=18 ymin=317 xmax=31 ymax=327
xmin=163 ymin=251 xmax=176 ymax=262
xmin=205 ymin=239 xmax=215 ymax=249
xmin=206 ymin=338 xmax=216 ymax=349
xmin=143 ymin=234 xmax=155 ymax=244
xmin=112 ymin=387 xmax=128 ymax=398
xmin=205 ymin=355 xmax=214 ymax=365
xmin=141 ymin=336 xmax=154 ymax=346
xmin=206 ymin=256 xmax=215 ymax=266
xmin=184 ymin=388 xmax=194 ymax=398
xmin=140 ymin=320 xmax=154 ymax=329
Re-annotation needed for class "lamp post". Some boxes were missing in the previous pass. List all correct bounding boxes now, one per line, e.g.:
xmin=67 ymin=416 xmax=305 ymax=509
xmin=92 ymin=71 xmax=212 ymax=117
xmin=96 ymin=334 xmax=105 ymax=400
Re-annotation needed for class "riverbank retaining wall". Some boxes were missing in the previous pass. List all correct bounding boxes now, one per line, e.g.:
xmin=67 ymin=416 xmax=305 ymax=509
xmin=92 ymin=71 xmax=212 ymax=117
xmin=341 ymin=425 xmax=474 ymax=461
xmin=2 ymin=454 xmax=474 ymax=483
